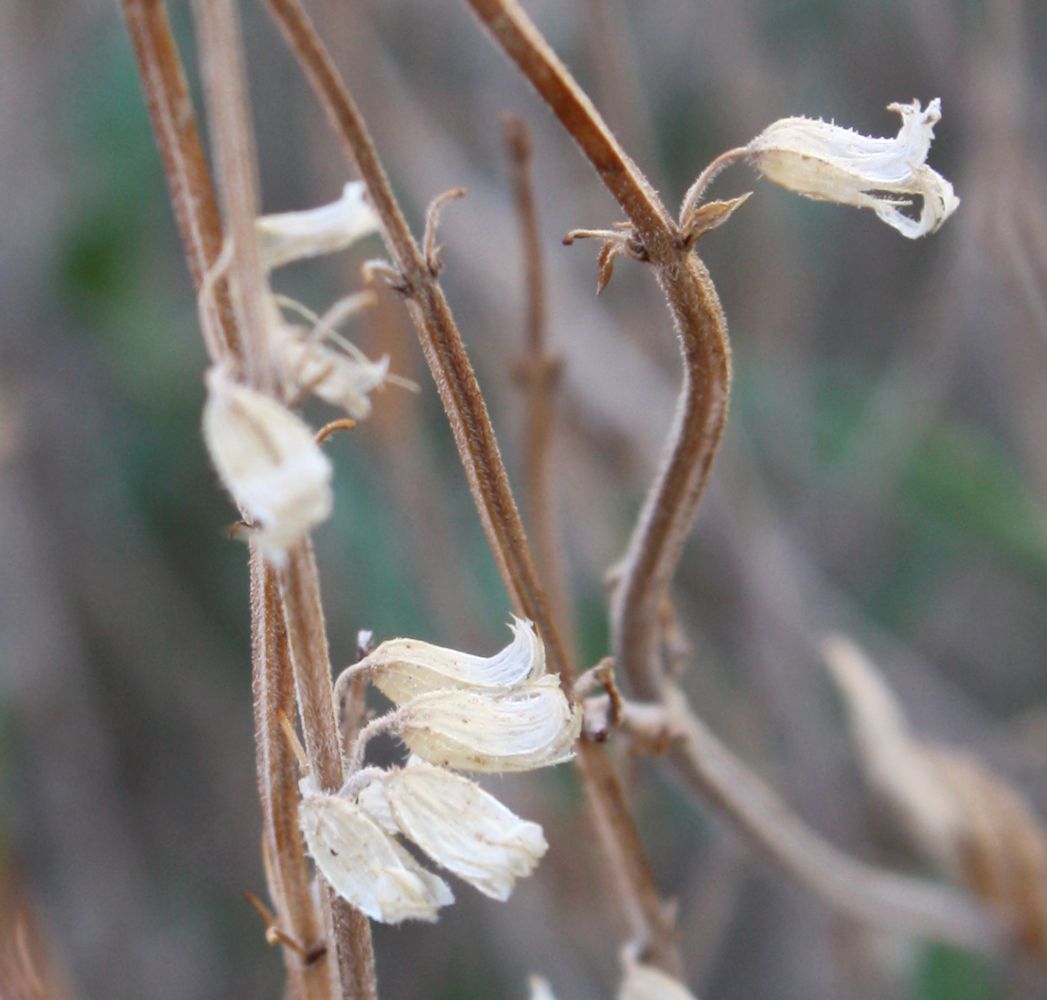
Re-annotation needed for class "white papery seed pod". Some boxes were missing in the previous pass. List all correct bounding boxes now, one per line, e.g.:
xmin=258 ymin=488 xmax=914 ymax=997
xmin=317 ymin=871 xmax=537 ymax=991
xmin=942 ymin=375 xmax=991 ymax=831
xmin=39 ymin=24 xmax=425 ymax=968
xmin=256 ymin=181 xmax=380 ymax=270
xmin=299 ymin=778 xmax=453 ymax=924
xmin=202 ymin=367 xmax=332 ymax=565
xmin=360 ymin=617 xmax=545 ymax=705
xmin=527 ymin=975 xmax=558 ymax=1000
xmin=280 ymin=333 xmax=391 ymax=421
xmin=397 ymin=675 xmax=580 ymax=773
xmin=357 ymin=757 xmax=548 ymax=900
xmin=747 ymin=98 xmax=958 ymax=238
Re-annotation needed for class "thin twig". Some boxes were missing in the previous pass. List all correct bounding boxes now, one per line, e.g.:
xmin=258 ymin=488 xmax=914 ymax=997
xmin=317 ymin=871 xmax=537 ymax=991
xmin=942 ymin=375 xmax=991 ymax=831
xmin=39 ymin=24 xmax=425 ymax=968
xmin=277 ymin=542 xmax=377 ymax=999
xmin=461 ymin=0 xmax=731 ymax=705
xmin=502 ymin=114 xmax=573 ymax=651
xmin=251 ymin=557 xmax=329 ymax=999
xmin=193 ymin=1 xmax=375 ymax=994
xmin=462 ymin=0 xmax=1003 ymax=953
xmin=624 ymin=689 xmax=1006 ymax=951
xmin=120 ymin=5 xmax=334 ymax=996
xmin=120 ymin=0 xmax=239 ymax=364
xmin=260 ymin=0 xmax=681 ymax=973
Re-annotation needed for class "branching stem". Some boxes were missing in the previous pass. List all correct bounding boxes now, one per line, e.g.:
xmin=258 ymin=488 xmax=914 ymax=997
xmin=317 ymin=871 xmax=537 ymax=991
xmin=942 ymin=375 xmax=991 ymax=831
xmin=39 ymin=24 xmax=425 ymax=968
xmin=261 ymin=0 xmax=681 ymax=973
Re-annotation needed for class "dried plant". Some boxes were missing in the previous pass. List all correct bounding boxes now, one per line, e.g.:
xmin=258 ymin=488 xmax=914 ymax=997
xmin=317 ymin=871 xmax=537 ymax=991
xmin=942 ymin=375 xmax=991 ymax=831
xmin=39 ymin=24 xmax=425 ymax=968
xmin=78 ymin=0 xmax=1043 ymax=997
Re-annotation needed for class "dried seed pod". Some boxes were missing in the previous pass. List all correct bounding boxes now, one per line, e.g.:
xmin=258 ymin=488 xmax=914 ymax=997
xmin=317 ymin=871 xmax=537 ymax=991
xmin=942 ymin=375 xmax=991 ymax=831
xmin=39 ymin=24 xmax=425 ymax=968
xmin=299 ymin=778 xmax=453 ymax=924
xmin=357 ymin=757 xmax=547 ymax=900
xmin=397 ymin=675 xmax=580 ymax=772
xmin=746 ymin=99 xmax=959 ymax=238
xmin=359 ymin=617 xmax=545 ymax=705
xmin=823 ymin=636 xmax=1047 ymax=953
xmin=202 ymin=367 xmax=332 ymax=564
xmin=256 ymin=181 xmax=379 ymax=270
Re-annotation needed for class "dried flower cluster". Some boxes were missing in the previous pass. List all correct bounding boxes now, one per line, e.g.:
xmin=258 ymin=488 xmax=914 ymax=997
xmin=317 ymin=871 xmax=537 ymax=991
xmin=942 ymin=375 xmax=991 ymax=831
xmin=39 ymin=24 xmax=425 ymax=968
xmin=300 ymin=620 xmax=579 ymax=923
xmin=201 ymin=184 xmax=410 ymax=564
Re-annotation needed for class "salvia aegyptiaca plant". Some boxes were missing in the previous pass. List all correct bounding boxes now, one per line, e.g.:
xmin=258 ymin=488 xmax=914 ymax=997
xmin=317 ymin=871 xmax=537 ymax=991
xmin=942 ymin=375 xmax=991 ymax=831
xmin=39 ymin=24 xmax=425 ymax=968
xmin=114 ymin=0 xmax=1046 ymax=997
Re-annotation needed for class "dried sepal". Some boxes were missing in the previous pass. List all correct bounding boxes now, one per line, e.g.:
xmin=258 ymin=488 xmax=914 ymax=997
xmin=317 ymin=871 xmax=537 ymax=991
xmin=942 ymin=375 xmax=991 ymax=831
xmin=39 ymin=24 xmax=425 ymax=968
xmin=747 ymin=98 xmax=959 ymax=238
xmin=596 ymin=240 xmax=624 ymax=295
xmin=256 ymin=181 xmax=380 ymax=270
xmin=619 ymin=954 xmax=699 ymax=1000
xmin=299 ymin=778 xmax=453 ymax=924
xmin=202 ymin=367 xmax=332 ymax=564
xmin=680 ymin=192 xmax=752 ymax=246
xmin=357 ymin=757 xmax=547 ymax=900
xmin=358 ymin=617 xmax=545 ymax=705
xmin=823 ymin=636 xmax=1047 ymax=953
xmin=397 ymin=675 xmax=581 ymax=772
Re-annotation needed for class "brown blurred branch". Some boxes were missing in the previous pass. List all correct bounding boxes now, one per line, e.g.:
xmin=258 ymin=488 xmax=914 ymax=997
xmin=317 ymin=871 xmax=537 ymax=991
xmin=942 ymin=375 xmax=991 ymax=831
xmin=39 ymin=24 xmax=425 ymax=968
xmin=503 ymin=114 xmax=573 ymax=651
xmin=461 ymin=0 xmax=730 ymax=705
xmin=622 ymin=689 xmax=1005 ymax=951
xmin=260 ymin=0 xmax=680 ymax=974
xmin=461 ymin=0 xmax=1005 ymax=956
xmin=191 ymin=0 xmax=375 ymax=994
xmin=120 ymin=0 xmax=238 ymax=365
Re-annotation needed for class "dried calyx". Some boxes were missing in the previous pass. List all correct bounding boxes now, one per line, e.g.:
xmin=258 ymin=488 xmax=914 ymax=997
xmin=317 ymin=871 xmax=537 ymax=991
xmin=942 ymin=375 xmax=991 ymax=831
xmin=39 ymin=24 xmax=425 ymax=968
xmin=300 ymin=621 xmax=578 ymax=923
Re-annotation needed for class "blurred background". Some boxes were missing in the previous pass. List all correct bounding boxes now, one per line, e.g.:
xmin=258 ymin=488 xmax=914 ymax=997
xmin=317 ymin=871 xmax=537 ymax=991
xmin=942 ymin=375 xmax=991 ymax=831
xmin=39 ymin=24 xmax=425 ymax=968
xmin=2 ymin=0 xmax=1046 ymax=997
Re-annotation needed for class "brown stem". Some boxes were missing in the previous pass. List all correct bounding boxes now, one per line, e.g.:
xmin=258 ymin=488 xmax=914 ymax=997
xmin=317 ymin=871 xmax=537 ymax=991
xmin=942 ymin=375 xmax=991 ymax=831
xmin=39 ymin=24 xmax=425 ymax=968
xmin=192 ymin=0 xmax=375 ymax=993
xmin=261 ymin=0 xmax=681 ymax=973
xmin=502 ymin=114 xmax=573 ymax=651
xmin=459 ymin=0 xmax=997 ymax=955
xmin=120 ymin=4 xmax=337 ymax=995
xmin=251 ymin=556 xmax=329 ymax=999
xmin=120 ymin=0 xmax=239 ymax=364
xmin=627 ymin=689 xmax=1005 ymax=951
xmin=461 ymin=0 xmax=730 ymax=705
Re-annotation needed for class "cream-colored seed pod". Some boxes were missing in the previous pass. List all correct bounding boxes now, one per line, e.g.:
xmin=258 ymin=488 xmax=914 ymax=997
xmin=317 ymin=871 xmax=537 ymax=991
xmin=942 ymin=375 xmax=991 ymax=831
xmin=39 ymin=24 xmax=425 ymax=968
xmin=747 ymin=98 xmax=958 ymax=238
xmin=202 ymin=367 xmax=332 ymax=565
xmin=397 ymin=675 xmax=580 ymax=773
xmin=362 ymin=617 xmax=546 ymax=705
xmin=619 ymin=955 xmax=699 ymax=1000
xmin=357 ymin=758 xmax=548 ymax=899
xmin=299 ymin=779 xmax=453 ymax=924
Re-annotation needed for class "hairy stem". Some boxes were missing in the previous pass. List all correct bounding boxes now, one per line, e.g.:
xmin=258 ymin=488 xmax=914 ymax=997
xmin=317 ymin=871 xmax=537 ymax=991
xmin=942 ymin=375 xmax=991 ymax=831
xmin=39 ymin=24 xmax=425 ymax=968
xmin=251 ymin=556 xmax=329 ymax=999
xmin=463 ymin=0 xmax=1001 ymax=952
xmin=193 ymin=1 xmax=375 ymax=993
xmin=261 ymin=0 xmax=681 ymax=972
xmin=461 ymin=0 xmax=730 ymax=702
xmin=120 ymin=0 xmax=238 ymax=364
xmin=121 ymin=5 xmax=336 ymax=995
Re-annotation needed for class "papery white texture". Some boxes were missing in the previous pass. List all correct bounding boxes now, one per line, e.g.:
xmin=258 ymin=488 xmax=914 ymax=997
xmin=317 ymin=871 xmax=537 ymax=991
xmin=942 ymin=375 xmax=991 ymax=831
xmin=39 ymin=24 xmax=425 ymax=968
xmin=256 ymin=181 xmax=380 ymax=270
xmin=397 ymin=675 xmax=580 ymax=772
xmin=362 ymin=617 xmax=545 ymax=705
xmin=821 ymin=636 xmax=962 ymax=858
xmin=747 ymin=99 xmax=958 ymax=238
xmin=279 ymin=328 xmax=391 ymax=421
xmin=619 ymin=956 xmax=699 ymax=1000
xmin=202 ymin=367 xmax=332 ymax=564
xmin=357 ymin=757 xmax=547 ymax=899
xmin=299 ymin=779 xmax=453 ymax=924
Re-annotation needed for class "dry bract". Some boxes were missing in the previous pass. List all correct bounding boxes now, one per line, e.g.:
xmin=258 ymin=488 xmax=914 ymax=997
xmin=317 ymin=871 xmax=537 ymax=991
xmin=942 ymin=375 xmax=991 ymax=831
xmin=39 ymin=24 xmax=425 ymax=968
xmin=201 ymin=367 xmax=332 ymax=564
xmin=357 ymin=757 xmax=548 ymax=899
xmin=361 ymin=617 xmax=546 ymax=704
xmin=747 ymin=98 xmax=959 ymax=238
xmin=397 ymin=675 xmax=580 ymax=772
xmin=299 ymin=778 xmax=453 ymax=924
xmin=256 ymin=180 xmax=380 ymax=270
